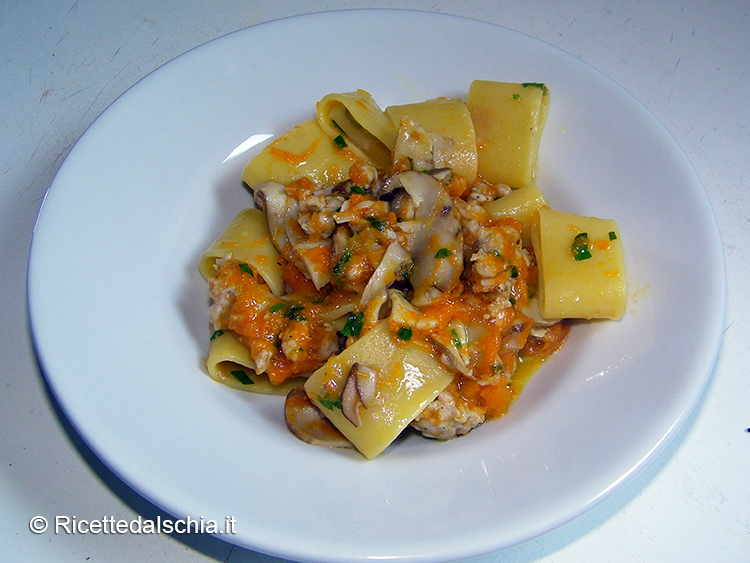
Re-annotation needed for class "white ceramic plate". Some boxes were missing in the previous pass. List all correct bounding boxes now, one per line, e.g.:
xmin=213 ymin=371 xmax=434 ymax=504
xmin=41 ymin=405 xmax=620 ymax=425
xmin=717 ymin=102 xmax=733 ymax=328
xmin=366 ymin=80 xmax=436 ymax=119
xmin=28 ymin=10 xmax=725 ymax=563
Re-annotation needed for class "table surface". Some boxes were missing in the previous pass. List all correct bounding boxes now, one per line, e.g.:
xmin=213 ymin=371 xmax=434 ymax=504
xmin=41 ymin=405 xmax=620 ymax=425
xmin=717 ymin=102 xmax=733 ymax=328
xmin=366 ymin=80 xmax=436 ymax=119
xmin=2 ymin=1 xmax=748 ymax=562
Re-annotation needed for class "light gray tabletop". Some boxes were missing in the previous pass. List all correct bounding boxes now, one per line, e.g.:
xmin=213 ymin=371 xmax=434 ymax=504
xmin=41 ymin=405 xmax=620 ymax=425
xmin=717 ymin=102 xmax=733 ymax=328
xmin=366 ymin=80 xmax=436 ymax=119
xmin=2 ymin=1 xmax=748 ymax=562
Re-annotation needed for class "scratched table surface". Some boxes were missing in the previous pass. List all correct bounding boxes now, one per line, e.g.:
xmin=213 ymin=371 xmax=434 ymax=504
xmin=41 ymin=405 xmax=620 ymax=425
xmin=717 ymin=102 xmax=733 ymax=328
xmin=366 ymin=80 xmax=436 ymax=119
xmin=2 ymin=1 xmax=748 ymax=562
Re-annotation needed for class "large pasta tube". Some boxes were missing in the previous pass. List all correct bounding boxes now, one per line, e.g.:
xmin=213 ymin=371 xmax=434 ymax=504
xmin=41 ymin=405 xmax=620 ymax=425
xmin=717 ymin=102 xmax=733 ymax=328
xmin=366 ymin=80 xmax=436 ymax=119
xmin=484 ymin=183 xmax=547 ymax=246
xmin=467 ymin=80 xmax=550 ymax=188
xmin=241 ymin=119 xmax=358 ymax=189
xmin=304 ymin=321 xmax=454 ymax=459
xmin=531 ymin=207 xmax=626 ymax=320
xmin=386 ymin=97 xmax=478 ymax=182
xmin=206 ymin=330 xmax=305 ymax=394
xmin=199 ymin=208 xmax=284 ymax=296
xmin=315 ymin=90 xmax=397 ymax=170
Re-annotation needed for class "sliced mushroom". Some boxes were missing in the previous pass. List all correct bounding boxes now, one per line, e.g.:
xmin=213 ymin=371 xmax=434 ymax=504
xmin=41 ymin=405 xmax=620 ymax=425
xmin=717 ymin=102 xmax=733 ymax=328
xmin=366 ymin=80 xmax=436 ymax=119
xmin=430 ymin=337 xmax=472 ymax=377
xmin=392 ymin=117 xmax=455 ymax=173
xmin=354 ymin=364 xmax=379 ymax=408
xmin=397 ymin=171 xmax=463 ymax=305
xmin=253 ymin=181 xmax=293 ymax=251
xmin=359 ymin=242 xmax=411 ymax=305
xmin=341 ymin=367 xmax=362 ymax=427
xmin=341 ymin=362 xmax=380 ymax=427
xmin=284 ymin=387 xmax=352 ymax=448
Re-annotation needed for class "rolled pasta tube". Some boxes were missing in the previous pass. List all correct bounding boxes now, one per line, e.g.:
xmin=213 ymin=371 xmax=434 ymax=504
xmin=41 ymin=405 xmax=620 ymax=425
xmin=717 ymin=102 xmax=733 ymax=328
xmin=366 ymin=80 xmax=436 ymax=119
xmin=386 ymin=97 xmax=478 ymax=182
xmin=484 ymin=183 xmax=547 ymax=247
xmin=531 ymin=207 xmax=626 ymax=320
xmin=242 ymin=119 xmax=357 ymax=189
xmin=206 ymin=330 xmax=305 ymax=395
xmin=316 ymin=90 xmax=397 ymax=170
xmin=467 ymin=80 xmax=550 ymax=188
xmin=199 ymin=208 xmax=284 ymax=297
xmin=304 ymin=321 xmax=454 ymax=459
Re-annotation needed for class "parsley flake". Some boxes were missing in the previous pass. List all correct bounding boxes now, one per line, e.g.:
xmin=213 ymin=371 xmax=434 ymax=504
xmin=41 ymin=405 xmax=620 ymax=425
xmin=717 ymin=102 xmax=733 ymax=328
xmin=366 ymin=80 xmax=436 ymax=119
xmin=571 ymin=232 xmax=592 ymax=261
xmin=318 ymin=394 xmax=342 ymax=410
xmin=396 ymin=327 xmax=413 ymax=341
xmin=341 ymin=311 xmax=364 ymax=339
xmin=230 ymin=370 xmax=254 ymax=385
xmin=366 ymin=216 xmax=385 ymax=231
xmin=332 ymin=249 xmax=352 ymax=276
xmin=450 ymin=328 xmax=462 ymax=349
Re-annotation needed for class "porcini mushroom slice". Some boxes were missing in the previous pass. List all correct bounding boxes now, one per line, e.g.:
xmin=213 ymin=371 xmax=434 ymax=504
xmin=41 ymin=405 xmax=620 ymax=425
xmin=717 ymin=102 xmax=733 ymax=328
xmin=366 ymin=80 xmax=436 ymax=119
xmin=341 ymin=362 xmax=380 ymax=426
xmin=253 ymin=181 xmax=293 ymax=251
xmin=352 ymin=363 xmax=378 ymax=408
xmin=360 ymin=242 xmax=411 ymax=305
xmin=284 ymin=387 xmax=352 ymax=448
xmin=341 ymin=367 xmax=362 ymax=427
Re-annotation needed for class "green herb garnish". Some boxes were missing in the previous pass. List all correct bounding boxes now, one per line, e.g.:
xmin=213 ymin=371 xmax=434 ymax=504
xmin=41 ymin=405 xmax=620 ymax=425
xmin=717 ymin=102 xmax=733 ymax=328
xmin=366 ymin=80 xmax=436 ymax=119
xmin=450 ymin=328 xmax=462 ymax=349
xmin=239 ymin=263 xmax=254 ymax=276
xmin=269 ymin=303 xmax=286 ymax=313
xmin=512 ymin=93 xmax=521 ymax=100
xmin=396 ymin=258 xmax=414 ymax=280
xmin=435 ymin=248 xmax=451 ymax=259
xmin=333 ymin=135 xmax=347 ymax=149
xmin=571 ymin=232 xmax=592 ymax=261
xmin=350 ymin=185 xmax=365 ymax=195
xmin=522 ymin=82 xmax=548 ymax=96
xmin=332 ymin=249 xmax=352 ymax=276
xmin=366 ymin=216 xmax=385 ymax=231
xmin=609 ymin=231 xmax=618 ymax=241
xmin=286 ymin=304 xmax=307 ymax=321
xmin=210 ymin=329 xmax=224 ymax=340
xmin=396 ymin=327 xmax=413 ymax=341
xmin=318 ymin=394 xmax=342 ymax=410
xmin=509 ymin=265 xmax=519 ymax=278
xmin=341 ymin=311 xmax=364 ymax=339
xmin=230 ymin=370 xmax=254 ymax=385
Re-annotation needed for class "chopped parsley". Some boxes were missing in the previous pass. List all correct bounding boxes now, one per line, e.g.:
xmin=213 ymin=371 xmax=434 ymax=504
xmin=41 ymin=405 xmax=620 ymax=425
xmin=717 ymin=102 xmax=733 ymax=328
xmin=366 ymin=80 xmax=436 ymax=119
xmin=269 ymin=302 xmax=286 ymax=313
xmin=435 ymin=248 xmax=451 ymax=259
xmin=571 ymin=232 xmax=592 ymax=261
xmin=366 ymin=216 xmax=385 ymax=231
xmin=230 ymin=370 xmax=254 ymax=385
xmin=522 ymin=82 xmax=548 ymax=96
xmin=239 ymin=263 xmax=254 ymax=276
xmin=509 ymin=265 xmax=519 ymax=278
xmin=318 ymin=394 xmax=342 ymax=411
xmin=396 ymin=326 xmax=413 ymax=341
xmin=512 ymin=93 xmax=521 ymax=101
xmin=350 ymin=185 xmax=366 ymax=195
xmin=396 ymin=259 xmax=414 ymax=280
xmin=450 ymin=328 xmax=462 ymax=349
xmin=341 ymin=311 xmax=364 ymax=339
xmin=286 ymin=304 xmax=307 ymax=321
xmin=332 ymin=249 xmax=352 ymax=276
xmin=210 ymin=329 xmax=224 ymax=340
xmin=333 ymin=134 xmax=347 ymax=149
xmin=268 ymin=302 xmax=306 ymax=320
xmin=609 ymin=231 xmax=618 ymax=241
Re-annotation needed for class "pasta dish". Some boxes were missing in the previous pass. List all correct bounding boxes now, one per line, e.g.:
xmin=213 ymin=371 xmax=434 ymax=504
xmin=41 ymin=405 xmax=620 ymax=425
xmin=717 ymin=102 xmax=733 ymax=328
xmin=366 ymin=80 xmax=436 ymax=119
xmin=198 ymin=81 xmax=626 ymax=458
